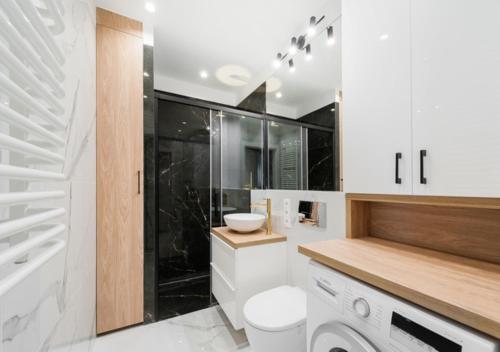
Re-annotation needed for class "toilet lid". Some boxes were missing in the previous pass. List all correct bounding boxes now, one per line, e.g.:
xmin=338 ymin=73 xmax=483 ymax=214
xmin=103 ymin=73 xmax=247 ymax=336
xmin=243 ymin=286 xmax=306 ymax=332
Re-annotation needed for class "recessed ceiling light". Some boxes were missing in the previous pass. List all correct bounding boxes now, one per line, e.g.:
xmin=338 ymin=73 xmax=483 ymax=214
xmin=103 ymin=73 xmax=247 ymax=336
xmin=145 ymin=2 xmax=155 ymax=13
xmin=241 ymin=115 xmax=246 ymax=119
xmin=143 ymin=95 xmax=148 ymax=99
xmin=182 ymin=121 xmax=187 ymax=125
xmin=144 ymin=72 xmax=150 ymax=77
xmin=200 ymin=70 xmax=208 ymax=79
xmin=178 ymin=129 xmax=182 ymax=133
xmin=206 ymin=126 xmax=211 ymax=131
xmin=275 ymin=92 xmax=282 ymax=99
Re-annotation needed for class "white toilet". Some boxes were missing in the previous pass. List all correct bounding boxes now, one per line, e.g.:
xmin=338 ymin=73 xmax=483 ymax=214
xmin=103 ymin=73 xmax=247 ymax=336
xmin=243 ymin=285 xmax=307 ymax=352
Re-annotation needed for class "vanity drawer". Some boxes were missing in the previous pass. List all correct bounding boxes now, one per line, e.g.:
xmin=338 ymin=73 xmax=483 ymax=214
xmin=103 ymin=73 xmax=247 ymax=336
xmin=211 ymin=263 xmax=239 ymax=329
xmin=211 ymin=234 xmax=236 ymax=287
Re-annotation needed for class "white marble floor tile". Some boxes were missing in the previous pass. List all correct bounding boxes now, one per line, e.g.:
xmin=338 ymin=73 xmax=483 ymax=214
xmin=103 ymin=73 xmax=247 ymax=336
xmin=93 ymin=306 xmax=252 ymax=352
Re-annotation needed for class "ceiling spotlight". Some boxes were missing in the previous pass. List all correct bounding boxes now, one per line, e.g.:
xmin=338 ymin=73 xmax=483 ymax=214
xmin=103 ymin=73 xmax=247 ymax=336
xmin=289 ymin=37 xmax=298 ymax=55
xmin=305 ymin=44 xmax=312 ymax=61
xmin=145 ymin=2 xmax=156 ymax=13
xmin=273 ymin=53 xmax=283 ymax=68
xmin=275 ymin=92 xmax=282 ymax=99
xmin=182 ymin=121 xmax=187 ymax=125
xmin=379 ymin=33 xmax=389 ymax=41
xmin=143 ymin=72 xmax=150 ymax=77
xmin=178 ymin=129 xmax=182 ymax=133
xmin=307 ymin=16 xmax=317 ymax=36
xmin=200 ymin=70 xmax=208 ymax=79
xmin=288 ymin=59 xmax=295 ymax=73
xmin=327 ymin=26 xmax=335 ymax=45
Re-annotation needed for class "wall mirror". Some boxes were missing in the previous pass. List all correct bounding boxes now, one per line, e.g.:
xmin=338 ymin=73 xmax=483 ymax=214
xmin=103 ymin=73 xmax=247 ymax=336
xmin=236 ymin=1 xmax=342 ymax=192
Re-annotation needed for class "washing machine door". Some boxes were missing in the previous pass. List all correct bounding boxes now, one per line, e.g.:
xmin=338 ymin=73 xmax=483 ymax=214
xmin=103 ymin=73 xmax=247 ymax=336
xmin=310 ymin=322 xmax=378 ymax=352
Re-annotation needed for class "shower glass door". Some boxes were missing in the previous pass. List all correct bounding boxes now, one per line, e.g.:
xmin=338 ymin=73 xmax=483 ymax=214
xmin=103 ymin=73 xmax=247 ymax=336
xmin=211 ymin=111 xmax=264 ymax=227
xmin=267 ymin=121 xmax=303 ymax=190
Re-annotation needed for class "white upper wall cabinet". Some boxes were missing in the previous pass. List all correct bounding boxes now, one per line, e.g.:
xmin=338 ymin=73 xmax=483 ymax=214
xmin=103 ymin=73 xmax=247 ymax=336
xmin=343 ymin=0 xmax=412 ymax=194
xmin=343 ymin=0 xmax=500 ymax=197
xmin=411 ymin=0 xmax=500 ymax=197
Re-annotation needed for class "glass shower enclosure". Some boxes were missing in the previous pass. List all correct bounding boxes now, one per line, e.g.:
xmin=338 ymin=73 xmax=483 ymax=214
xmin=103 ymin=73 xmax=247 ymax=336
xmin=153 ymin=93 xmax=335 ymax=321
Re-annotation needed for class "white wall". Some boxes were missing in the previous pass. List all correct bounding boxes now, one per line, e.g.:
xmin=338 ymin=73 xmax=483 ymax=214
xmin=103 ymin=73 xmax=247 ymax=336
xmin=0 ymin=2 xmax=97 ymax=352
xmin=251 ymin=190 xmax=345 ymax=289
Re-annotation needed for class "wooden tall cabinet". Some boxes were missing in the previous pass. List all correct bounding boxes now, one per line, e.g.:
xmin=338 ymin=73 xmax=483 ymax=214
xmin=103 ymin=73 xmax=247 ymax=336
xmin=96 ymin=8 xmax=144 ymax=334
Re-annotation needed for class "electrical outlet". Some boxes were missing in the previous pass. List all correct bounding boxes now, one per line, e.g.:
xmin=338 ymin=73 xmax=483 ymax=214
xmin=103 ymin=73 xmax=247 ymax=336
xmin=283 ymin=198 xmax=292 ymax=228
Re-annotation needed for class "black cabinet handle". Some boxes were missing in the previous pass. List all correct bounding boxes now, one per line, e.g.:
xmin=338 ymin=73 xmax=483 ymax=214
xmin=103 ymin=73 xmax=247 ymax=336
xmin=395 ymin=152 xmax=402 ymax=184
xmin=420 ymin=150 xmax=427 ymax=184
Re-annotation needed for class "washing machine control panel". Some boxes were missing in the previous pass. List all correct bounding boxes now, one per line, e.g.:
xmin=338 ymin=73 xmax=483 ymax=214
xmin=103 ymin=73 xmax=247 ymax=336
xmin=390 ymin=312 xmax=462 ymax=352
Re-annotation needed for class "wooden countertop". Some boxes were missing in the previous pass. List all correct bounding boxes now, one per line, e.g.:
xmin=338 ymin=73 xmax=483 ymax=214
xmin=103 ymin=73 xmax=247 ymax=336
xmin=212 ymin=227 xmax=286 ymax=249
xmin=298 ymin=238 xmax=500 ymax=339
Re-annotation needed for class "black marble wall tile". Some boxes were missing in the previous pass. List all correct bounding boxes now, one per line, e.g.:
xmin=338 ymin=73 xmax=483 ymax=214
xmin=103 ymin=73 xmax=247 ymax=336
xmin=143 ymin=44 xmax=156 ymax=324
xmin=237 ymin=82 xmax=267 ymax=113
xmin=157 ymin=100 xmax=211 ymax=320
xmin=307 ymin=129 xmax=335 ymax=191
xmin=298 ymin=103 xmax=336 ymax=129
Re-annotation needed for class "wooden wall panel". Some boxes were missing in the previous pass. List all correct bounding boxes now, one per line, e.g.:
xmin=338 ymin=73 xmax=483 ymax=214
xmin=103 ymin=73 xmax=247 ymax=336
xmin=96 ymin=8 xmax=143 ymax=334
xmin=370 ymin=202 xmax=500 ymax=264
xmin=346 ymin=193 xmax=500 ymax=265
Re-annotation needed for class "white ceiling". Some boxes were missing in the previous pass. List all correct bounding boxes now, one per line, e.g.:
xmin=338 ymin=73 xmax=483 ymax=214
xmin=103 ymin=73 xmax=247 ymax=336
xmin=96 ymin=0 xmax=340 ymax=107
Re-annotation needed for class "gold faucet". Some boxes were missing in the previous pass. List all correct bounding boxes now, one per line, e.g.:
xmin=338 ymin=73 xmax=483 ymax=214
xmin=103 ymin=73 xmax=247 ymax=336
xmin=250 ymin=198 xmax=272 ymax=235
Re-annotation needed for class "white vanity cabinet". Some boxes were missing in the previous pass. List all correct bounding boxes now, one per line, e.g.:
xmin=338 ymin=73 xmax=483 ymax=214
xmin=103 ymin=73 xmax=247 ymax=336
xmin=343 ymin=0 xmax=500 ymax=197
xmin=210 ymin=232 xmax=287 ymax=330
xmin=343 ymin=0 xmax=412 ymax=195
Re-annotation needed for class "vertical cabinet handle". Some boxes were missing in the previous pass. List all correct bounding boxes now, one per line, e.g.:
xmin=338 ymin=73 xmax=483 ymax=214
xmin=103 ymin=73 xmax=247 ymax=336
xmin=137 ymin=170 xmax=141 ymax=194
xmin=420 ymin=150 xmax=427 ymax=184
xmin=395 ymin=153 xmax=402 ymax=184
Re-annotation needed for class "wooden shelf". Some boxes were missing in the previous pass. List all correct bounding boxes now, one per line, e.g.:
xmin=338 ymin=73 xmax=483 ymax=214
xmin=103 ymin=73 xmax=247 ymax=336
xmin=212 ymin=227 xmax=286 ymax=249
xmin=298 ymin=237 xmax=500 ymax=339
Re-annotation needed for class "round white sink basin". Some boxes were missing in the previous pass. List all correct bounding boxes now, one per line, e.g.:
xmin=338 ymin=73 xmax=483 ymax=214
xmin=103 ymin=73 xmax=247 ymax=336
xmin=224 ymin=213 xmax=266 ymax=233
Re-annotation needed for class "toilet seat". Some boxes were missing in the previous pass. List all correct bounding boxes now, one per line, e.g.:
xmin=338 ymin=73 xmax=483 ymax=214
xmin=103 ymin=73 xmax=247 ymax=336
xmin=243 ymin=285 xmax=306 ymax=332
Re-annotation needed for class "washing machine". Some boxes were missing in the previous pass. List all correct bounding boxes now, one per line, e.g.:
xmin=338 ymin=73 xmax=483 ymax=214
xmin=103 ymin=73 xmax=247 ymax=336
xmin=307 ymin=261 xmax=499 ymax=352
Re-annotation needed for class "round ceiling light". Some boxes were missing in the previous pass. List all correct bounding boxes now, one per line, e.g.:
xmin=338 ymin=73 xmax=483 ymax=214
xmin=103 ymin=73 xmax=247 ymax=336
xmin=265 ymin=77 xmax=282 ymax=93
xmin=215 ymin=65 xmax=251 ymax=87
